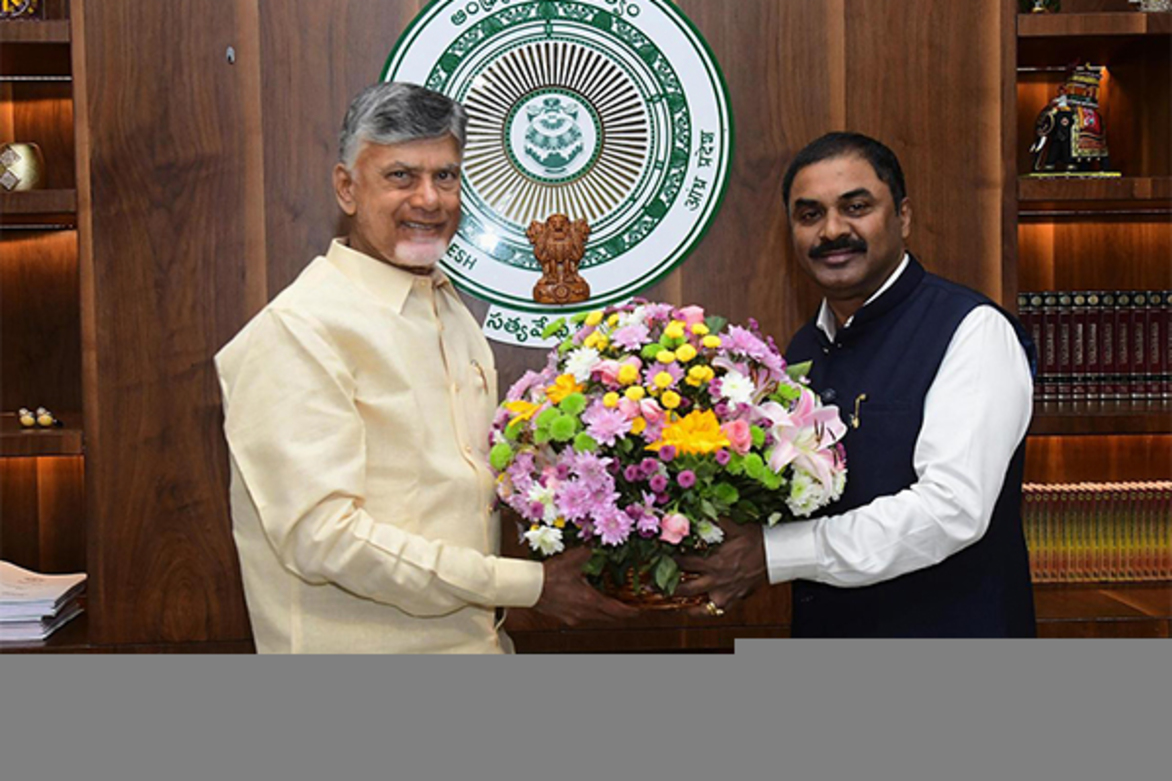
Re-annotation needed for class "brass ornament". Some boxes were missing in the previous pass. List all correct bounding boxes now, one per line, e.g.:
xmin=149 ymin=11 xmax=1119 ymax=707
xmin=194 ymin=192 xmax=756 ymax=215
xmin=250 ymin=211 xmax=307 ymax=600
xmin=0 ymin=143 xmax=45 ymax=192
xmin=527 ymin=213 xmax=591 ymax=306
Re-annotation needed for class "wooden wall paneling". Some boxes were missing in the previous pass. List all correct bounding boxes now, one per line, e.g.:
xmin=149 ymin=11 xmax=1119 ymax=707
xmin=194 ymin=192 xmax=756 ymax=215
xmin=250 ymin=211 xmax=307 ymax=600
xmin=841 ymin=0 xmax=1013 ymax=305
xmin=0 ymin=456 xmax=39 ymax=569
xmin=1017 ymin=216 xmax=1172 ymax=292
xmin=0 ymin=230 xmax=81 ymax=412
xmin=77 ymin=0 xmax=259 ymax=645
xmin=8 ymin=82 xmax=75 ymax=190
xmin=1024 ymin=434 xmax=1172 ymax=483
xmin=256 ymin=0 xmax=428 ymax=298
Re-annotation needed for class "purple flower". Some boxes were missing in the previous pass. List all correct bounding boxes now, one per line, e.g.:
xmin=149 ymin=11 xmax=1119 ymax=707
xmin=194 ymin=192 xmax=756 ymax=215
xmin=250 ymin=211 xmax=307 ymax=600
xmin=677 ymin=470 xmax=696 ymax=489
xmin=715 ymin=449 xmax=731 ymax=466
xmin=623 ymin=464 xmax=642 ymax=482
xmin=713 ymin=401 xmax=730 ymax=419
xmin=596 ymin=508 xmax=634 ymax=546
xmin=568 ymin=451 xmax=611 ymax=489
xmin=632 ymin=506 xmax=660 ymax=537
xmin=659 ymin=445 xmax=677 ymax=463
xmin=581 ymin=401 xmax=632 ymax=447
xmin=555 ymin=480 xmax=593 ymax=521
xmin=611 ymin=323 xmax=651 ymax=350
xmin=639 ymin=458 xmax=660 ymax=478
xmin=649 ymin=474 xmax=669 ymax=493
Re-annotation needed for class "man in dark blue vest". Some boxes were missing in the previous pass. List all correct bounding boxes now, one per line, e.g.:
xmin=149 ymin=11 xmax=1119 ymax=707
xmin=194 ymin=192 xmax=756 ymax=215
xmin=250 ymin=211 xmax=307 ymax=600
xmin=678 ymin=132 xmax=1037 ymax=637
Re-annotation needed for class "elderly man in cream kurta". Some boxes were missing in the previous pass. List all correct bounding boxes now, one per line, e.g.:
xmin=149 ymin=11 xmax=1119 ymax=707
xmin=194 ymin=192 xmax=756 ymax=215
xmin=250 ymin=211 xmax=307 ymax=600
xmin=216 ymin=83 xmax=635 ymax=653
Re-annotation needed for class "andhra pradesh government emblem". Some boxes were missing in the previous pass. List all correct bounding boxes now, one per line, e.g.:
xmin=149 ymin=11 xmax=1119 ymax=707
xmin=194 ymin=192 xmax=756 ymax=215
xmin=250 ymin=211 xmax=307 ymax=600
xmin=383 ymin=0 xmax=732 ymax=347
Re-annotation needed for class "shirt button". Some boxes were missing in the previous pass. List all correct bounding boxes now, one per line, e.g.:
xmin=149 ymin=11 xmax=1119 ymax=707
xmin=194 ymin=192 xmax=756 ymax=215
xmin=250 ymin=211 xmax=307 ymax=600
xmin=464 ymin=444 xmax=473 ymax=454
xmin=822 ymin=347 xmax=830 ymax=355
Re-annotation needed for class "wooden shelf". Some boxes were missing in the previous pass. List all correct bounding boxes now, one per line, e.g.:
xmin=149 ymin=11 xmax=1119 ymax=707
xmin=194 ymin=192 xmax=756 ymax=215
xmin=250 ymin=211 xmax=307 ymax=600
xmin=1019 ymin=12 xmax=1172 ymax=38
xmin=0 ymin=189 xmax=77 ymax=216
xmin=0 ymin=412 xmax=83 ymax=457
xmin=1030 ymin=401 xmax=1172 ymax=435
xmin=0 ymin=20 xmax=70 ymax=43
xmin=1019 ymin=176 xmax=1172 ymax=204
xmin=0 ymin=607 xmax=88 ymax=653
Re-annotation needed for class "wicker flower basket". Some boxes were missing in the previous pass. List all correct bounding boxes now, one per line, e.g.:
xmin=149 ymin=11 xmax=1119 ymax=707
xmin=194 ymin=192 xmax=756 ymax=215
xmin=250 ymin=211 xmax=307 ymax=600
xmin=600 ymin=569 xmax=708 ymax=611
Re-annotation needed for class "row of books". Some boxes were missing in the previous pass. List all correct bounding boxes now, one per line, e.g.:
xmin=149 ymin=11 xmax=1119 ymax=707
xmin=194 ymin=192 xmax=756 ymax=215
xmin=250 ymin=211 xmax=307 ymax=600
xmin=1016 ymin=290 xmax=1171 ymax=402
xmin=0 ymin=560 xmax=86 ymax=643
xmin=1022 ymin=482 xmax=1171 ymax=584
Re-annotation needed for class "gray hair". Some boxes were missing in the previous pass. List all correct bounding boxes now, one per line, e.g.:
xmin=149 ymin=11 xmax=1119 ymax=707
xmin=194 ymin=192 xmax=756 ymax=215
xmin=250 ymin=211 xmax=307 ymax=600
xmin=338 ymin=82 xmax=467 ymax=169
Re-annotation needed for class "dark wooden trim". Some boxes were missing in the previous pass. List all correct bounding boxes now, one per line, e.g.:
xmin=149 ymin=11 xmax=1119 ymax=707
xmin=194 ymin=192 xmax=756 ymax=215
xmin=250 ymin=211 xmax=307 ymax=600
xmin=1019 ymin=176 xmax=1172 ymax=204
xmin=0 ymin=20 xmax=70 ymax=43
xmin=0 ymin=412 xmax=82 ymax=457
xmin=1030 ymin=402 xmax=1172 ymax=435
xmin=1019 ymin=11 xmax=1172 ymax=38
xmin=0 ymin=189 xmax=76 ymax=214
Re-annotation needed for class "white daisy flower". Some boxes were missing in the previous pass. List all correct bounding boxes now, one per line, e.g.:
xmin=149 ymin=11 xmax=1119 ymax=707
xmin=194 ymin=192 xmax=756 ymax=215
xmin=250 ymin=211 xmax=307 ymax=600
xmin=719 ymin=370 xmax=756 ymax=406
xmin=695 ymin=519 xmax=725 ymax=545
xmin=564 ymin=347 xmax=602 ymax=383
xmin=524 ymin=525 xmax=565 ymax=556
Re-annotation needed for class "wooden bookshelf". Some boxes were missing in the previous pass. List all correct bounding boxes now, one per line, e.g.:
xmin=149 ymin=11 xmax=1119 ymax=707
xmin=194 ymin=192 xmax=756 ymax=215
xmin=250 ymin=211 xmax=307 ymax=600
xmin=1035 ymin=581 xmax=1172 ymax=638
xmin=1019 ymin=176 xmax=1172 ymax=204
xmin=1019 ymin=11 xmax=1172 ymax=38
xmin=0 ymin=412 xmax=83 ymax=457
xmin=0 ymin=19 xmax=71 ymax=43
xmin=0 ymin=189 xmax=77 ymax=215
xmin=1030 ymin=402 xmax=1172 ymax=435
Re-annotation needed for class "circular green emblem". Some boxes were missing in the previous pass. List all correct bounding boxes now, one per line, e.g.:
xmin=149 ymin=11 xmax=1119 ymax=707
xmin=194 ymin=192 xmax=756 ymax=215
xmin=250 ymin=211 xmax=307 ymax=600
xmin=384 ymin=0 xmax=732 ymax=344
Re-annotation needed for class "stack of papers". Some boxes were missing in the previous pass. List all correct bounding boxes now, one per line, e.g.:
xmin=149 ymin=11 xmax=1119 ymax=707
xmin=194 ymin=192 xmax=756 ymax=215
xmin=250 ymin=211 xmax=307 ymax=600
xmin=0 ymin=560 xmax=86 ymax=643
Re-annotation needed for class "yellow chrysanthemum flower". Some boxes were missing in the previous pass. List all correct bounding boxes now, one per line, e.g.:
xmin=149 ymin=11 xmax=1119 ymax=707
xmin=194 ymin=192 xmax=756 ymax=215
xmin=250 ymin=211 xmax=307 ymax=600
xmin=691 ymin=323 xmax=710 ymax=336
xmin=585 ymin=310 xmax=605 ymax=327
xmin=653 ymin=371 xmax=674 ymax=390
xmin=702 ymin=335 xmax=722 ymax=349
xmin=584 ymin=331 xmax=608 ymax=350
xmin=603 ymin=392 xmax=620 ymax=408
xmin=504 ymin=400 xmax=542 ymax=423
xmin=608 ymin=313 xmax=621 ymax=327
xmin=546 ymin=374 xmax=584 ymax=404
xmin=631 ymin=417 xmax=647 ymax=435
xmin=664 ymin=321 xmax=686 ymax=340
xmin=647 ymin=409 xmax=731 ymax=456
xmin=625 ymin=386 xmax=646 ymax=401
xmin=553 ymin=518 xmax=566 ymax=529
xmin=685 ymin=376 xmax=703 ymax=388
xmin=617 ymin=364 xmax=640 ymax=386
xmin=656 ymin=350 xmax=676 ymax=364
xmin=661 ymin=390 xmax=681 ymax=409
xmin=676 ymin=344 xmax=697 ymax=362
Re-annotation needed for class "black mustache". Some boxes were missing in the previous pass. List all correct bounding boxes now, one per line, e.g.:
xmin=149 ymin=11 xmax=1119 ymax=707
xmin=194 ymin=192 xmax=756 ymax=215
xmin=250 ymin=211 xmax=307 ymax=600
xmin=810 ymin=238 xmax=867 ymax=259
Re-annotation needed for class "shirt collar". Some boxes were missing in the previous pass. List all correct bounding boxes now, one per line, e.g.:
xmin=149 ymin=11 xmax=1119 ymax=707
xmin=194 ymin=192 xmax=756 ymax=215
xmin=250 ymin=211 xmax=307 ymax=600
xmin=816 ymin=252 xmax=910 ymax=341
xmin=326 ymin=238 xmax=451 ymax=314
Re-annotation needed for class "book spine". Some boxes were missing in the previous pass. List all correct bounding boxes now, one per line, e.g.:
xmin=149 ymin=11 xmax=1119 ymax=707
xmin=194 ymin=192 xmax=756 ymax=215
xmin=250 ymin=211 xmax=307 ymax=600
xmin=1041 ymin=293 xmax=1059 ymax=402
xmin=1163 ymin=291 xmax=1172 ymax=400
xmin=1131 ymin=292 xmax=1148 ymax=401
xmin=1085 ymin=291 xmax=1101 ymax=401
xmin=1101 ymin=292 xmax=1116 ymax=402
xmin=1057 ymin=293 xmax=1073 ymax=402
xmin=1115 ymin=292 xmax=1131 ymax=401
xmin=1147 ymin=291 xmax=1163 ymax=400
xmin=1071 ymin=292 xmax=1088 ymax=401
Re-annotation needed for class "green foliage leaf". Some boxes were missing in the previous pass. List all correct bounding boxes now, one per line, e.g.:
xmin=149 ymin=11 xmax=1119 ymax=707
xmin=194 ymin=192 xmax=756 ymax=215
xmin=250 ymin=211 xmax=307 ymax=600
xmin=704 ymin=315 xmax=728 ymax=334
xmin=700 ymin=499 xmax=719 ymax=520
xmin=570 ymin=311 xmax=590 ymax=324
xmin=786 ymin=360 xmax=813 ymax=381
xmin=542 ymin=317 xmax=567 ymax=340
xmin=582 ymin=549 xmax=607 ymax=577
xmin=654 ymin=555 xmax=680 ymax=593
xmin=712 ymin=482 xmax=739 ymax=506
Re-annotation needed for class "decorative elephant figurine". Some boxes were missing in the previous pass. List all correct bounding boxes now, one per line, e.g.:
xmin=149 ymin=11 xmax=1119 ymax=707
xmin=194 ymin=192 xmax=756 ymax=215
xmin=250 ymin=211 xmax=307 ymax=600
xmin=1030 ymin=63 xmax=1111 ymax=173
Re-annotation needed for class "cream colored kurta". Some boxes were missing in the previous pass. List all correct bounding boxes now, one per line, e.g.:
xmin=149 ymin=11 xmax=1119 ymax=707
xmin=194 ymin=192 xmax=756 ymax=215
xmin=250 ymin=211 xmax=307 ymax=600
xmin=215 ymin=239 xmax=544 ymax=653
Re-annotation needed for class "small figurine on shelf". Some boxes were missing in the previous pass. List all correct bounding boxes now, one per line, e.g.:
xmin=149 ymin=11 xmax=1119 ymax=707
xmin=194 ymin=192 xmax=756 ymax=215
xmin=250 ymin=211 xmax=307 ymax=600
xmin=17 ymin=408 xmax=37 ymax=429
xmin=1028 ymin=63 xmax=1118 ymax=176
xmin=1020 ymin=0 xmax=1060 ymax=12
xmin=0 ymin=0 xmax=43 ymax=21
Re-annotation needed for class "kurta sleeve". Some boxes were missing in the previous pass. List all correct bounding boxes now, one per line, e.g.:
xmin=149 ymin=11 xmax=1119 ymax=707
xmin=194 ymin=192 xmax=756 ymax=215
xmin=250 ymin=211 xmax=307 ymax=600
xmin=217 ymin=308 xmax=544 ymax=616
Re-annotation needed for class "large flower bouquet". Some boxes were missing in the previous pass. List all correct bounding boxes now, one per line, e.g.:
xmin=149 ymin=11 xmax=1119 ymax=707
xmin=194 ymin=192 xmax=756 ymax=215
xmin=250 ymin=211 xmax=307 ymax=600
xmin=488 ymin=301 xmax=848 ymax=600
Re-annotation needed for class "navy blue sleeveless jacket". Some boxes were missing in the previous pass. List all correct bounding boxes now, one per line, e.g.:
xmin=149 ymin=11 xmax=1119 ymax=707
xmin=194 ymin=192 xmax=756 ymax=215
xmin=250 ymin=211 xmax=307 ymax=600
xmin=785 ymin=256 xmax=1037 ymax=637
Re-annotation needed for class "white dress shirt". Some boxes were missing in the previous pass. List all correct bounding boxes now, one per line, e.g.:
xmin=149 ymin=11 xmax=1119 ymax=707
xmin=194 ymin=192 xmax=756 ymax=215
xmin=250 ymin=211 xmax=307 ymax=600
xmin=763 ymin=255 xmax=1034 ymax=587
